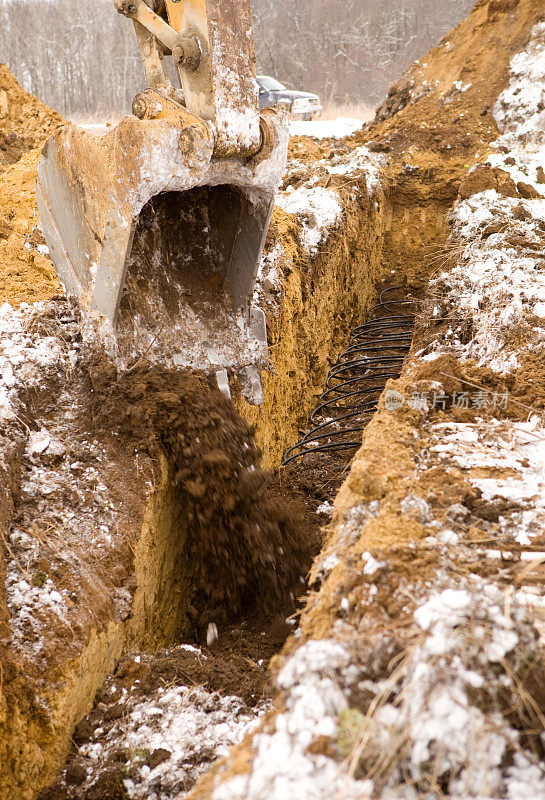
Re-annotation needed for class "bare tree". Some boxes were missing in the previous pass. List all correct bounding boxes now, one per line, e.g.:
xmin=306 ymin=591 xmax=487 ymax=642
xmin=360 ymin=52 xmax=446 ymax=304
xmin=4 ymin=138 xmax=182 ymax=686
xmin=0 ymin=0 xmax=475 ymax=117
xmin=252 ymin=0 xmax=476 ymax=105
xmin=0 ymin=0 xmax=142 ymax=116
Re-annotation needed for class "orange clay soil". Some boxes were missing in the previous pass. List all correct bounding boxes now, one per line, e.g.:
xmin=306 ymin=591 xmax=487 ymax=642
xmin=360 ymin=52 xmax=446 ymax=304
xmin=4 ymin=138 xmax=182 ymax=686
xmin=0 ymin=66 xmax=64 ymax=305
xmin=0 ymin=64 xmax=64 ymax=168
xmin=0 ymin=149 xmax=62 ymax=305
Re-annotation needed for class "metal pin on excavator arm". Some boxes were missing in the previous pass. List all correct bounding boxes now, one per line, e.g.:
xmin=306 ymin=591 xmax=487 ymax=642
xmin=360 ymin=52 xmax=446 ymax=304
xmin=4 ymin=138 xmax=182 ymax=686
xmin=36 ymin=0 xmax=288 ymax=403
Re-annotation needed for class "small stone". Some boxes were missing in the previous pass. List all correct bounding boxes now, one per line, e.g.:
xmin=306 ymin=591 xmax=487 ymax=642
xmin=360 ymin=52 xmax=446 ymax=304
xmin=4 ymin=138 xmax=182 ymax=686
xmin=206 ymin=622 xmax=218 ymax=646
xmin=65 ymin=762 xmax=87 ymax=786
xmin=458 ymin=164 xmax=518 ymax=200
xmin=517 ymin=181 xmax=543 ymax=200
xmin=148 ymin=748 xmax=172 ymax=770
xmin=110 ymin=749 xmax=129 ymax=764
xmin=513 ymin=203 xmax=531 ymax=221
xmin=28 ymin=430 xmax=51 ymax=454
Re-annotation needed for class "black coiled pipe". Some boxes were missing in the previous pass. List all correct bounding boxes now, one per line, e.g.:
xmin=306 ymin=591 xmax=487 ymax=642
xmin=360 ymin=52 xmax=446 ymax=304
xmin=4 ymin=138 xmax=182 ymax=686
xmin=281 ymin=287 xmax=416 ymax=466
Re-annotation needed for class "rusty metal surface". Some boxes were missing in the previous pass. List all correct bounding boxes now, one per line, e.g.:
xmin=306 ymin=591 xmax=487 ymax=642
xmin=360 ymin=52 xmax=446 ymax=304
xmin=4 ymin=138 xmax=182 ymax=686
xmin=37 ymin=112 xmax=288 ymax=390
xmin=37 ymin=0 xmax=288 ymax=401
xmin=126 ymin=0 xmax=262 ymax=154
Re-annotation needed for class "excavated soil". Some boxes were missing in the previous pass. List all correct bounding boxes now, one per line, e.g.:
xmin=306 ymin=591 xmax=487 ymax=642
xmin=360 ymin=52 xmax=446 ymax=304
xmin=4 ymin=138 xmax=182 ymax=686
xmin=0 ymin=64 xmax=64 ymax=168
xmin=6 ymin=2 xmax=545 ymax=796
xmin=0 ymin=67 xmax=64 ymax=305
xmin=87 ymin=357 xmax=316 ymax=614
xmin=29 ymin=347 xmax=326 ymax=800
xmin=0 ymin=150 xmax=62 ymax=304
xmin=39 ymin=622 xmax=284 ymax=800
xmin=0 ymin=296 xmax=321 ymax=798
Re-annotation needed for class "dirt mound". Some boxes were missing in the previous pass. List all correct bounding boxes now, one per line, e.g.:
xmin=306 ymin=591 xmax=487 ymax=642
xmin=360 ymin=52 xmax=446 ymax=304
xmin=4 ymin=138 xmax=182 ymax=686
xmin=88 ymin=359 xmax=315 ymax=614
xmin=0 ymin=67 xmax=64 ymax=307
xmin=362 ymin=0 xmax=543 ymax=156
xmin=0 ymin=64 xmax=64 ymax=167
xmin=0 ymin=149 xmax=62 ymax=305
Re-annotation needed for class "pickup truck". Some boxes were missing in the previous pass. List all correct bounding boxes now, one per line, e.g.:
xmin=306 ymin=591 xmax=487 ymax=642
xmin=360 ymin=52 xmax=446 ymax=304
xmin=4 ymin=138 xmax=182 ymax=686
xmin=257 ymin=75 xmax=322 ymax=120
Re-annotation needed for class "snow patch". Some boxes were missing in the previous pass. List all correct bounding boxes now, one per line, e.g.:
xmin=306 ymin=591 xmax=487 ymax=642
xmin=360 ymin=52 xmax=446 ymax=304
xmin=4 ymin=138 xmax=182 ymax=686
xmin=77 ymin=681 xmax=267 ymax=799
xmin=290 ymin=117 xmax=365 ymax=139
xmin=275 ymin=187 xmax=343 ymax=254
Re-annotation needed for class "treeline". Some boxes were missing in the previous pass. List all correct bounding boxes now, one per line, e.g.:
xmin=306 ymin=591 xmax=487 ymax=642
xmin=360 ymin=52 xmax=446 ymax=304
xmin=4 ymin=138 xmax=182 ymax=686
xmin=0 ymin=0 xmax=140 ymax=115
xmin=252 ymin=0 xmax=475 ymax=105
xmin=0 ymin=0 xmax=475 ymax=117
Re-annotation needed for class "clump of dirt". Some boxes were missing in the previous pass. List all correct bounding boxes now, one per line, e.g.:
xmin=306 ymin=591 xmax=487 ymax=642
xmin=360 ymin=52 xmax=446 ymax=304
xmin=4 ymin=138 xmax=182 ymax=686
xmin=0 ymin=64 xmax=64 ymax=168
xmin=374 ymin=76 xmax=414 ymax=123
xmin=88 ymin=358 xmax=315 ymax=614
xmin=458 ymin=163 xmax=519 ymax=199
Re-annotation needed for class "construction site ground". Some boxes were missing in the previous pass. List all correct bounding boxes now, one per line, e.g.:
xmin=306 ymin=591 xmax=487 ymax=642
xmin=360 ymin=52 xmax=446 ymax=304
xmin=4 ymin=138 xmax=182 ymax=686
xmin=3 ymin=0 xmax=545 ymax=797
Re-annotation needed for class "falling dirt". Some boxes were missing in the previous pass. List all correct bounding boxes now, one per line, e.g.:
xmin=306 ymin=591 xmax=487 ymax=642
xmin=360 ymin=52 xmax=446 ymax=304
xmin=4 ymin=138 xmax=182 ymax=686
xmin=6 ymin=1 xmax=545 ymax=798
xmin=87 ymin=358 xmax=316 ymax=615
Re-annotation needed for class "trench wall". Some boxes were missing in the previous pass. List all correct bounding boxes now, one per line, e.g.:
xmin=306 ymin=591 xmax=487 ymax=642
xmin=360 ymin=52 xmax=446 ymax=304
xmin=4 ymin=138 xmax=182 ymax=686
xmin=237 ymin=184 xmax=389 ymax=467
xmin=1 ymin=164 xmax=394 ymax=800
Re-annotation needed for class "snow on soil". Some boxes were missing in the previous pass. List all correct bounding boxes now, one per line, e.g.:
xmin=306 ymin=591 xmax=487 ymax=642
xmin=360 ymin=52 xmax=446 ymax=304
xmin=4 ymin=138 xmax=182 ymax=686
xmin=415 ymin=22 xmax=545 ymax=375
xmin=74 ymin=655 xmax=268 ymax=800
xmin=494 ymin=22 xmax=545 ymax=149
xmin=214 ymin=583 xmax=545 ymax=800
xmin=275 ymin=187 xmax=343 ymax=254
xmin=214 ymin=640 xmax=370 ymax=800
xmin=0 ymin=300 xmax=147 ymax=657
xmin=274 ymin=145 xmax=384 ymax=256
xmin=209 ymin=21 xmax=545 ymax=800
xmin=418 ymin=190 xmax=545 ymax=371
xmin=427 ymin=418 xmax=545 ymax=545
xmin=0 ymin=301 xmax=72 ymax=417
xmin=253 ymin=242 xmax=285 ymax=307
xmin=290 ymin=117 xmax=365 ymax=139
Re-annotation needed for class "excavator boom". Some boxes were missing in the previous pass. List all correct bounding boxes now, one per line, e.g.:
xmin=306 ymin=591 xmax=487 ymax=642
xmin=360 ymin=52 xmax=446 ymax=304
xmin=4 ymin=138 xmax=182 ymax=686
xmin=36 ymin=0 xmax=288 ymax=402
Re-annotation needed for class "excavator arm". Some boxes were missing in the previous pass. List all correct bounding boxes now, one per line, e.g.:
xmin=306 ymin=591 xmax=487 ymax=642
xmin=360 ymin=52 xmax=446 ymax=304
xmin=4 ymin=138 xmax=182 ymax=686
xmin=117 ymin=0 xmax=262 ymax=155
xmin=36 ymin=0 xmax=288 ymax=403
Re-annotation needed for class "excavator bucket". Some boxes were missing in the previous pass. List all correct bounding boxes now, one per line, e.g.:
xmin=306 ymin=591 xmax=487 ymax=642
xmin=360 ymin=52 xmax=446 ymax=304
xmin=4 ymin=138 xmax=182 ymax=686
xmin=36 ymin=0 xmax=288 ymax=403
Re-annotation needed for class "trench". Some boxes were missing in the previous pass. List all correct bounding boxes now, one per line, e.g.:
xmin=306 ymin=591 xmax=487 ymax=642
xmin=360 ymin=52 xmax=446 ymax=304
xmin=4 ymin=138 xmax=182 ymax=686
xmin=281 ymin=286 xmax=417 ymax=504
xmin=40 ymin=358 xmax=416 ymax=800
xmin=19 ymin=153 xmax=455 ymax=800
